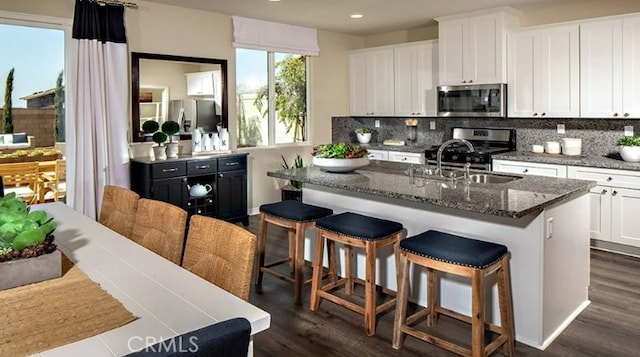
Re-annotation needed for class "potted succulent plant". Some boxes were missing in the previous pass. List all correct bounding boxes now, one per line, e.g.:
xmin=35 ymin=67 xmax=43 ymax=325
xmin=162 ymin=120 xmax=181 ymax=158
xmin=311 ymin=143 xmax=369 ymax=173
xmin=355 ymin=127 xmax=373 ymax=144
xmin=617 ymin=136 xmax=640 ymax=162
xmin=142 ymin=120 xmax=168 ymax=160
xmin=280 ymin=154 xmax=304 ymax=201
xmin=0 ymin=193 xmax=59 ymax=290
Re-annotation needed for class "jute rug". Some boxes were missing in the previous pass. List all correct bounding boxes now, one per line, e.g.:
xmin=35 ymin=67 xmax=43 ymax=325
xmin=0 ymin=255 xmax=139 ymax=357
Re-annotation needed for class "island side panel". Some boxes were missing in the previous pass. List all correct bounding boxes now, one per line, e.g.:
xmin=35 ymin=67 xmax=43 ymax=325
xmin=303 ymin=185 xmax=590 ymax=349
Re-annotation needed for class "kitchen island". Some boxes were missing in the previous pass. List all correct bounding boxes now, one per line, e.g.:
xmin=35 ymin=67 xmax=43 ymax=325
xmin=268 ymin=161 xmax=595 ymax=350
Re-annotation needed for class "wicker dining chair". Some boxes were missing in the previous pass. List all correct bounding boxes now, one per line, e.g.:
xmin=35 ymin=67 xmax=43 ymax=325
xmin=99 ymin=185 xmax=140 ymax=239
xmin=130 ymin=198 xmax=187 ymax=265
xmin=181 ymin=215 xmax=257 ymax=301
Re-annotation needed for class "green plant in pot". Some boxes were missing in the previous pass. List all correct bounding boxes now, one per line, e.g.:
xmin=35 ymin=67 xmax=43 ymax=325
xmin=162 ymin=120 xmax=181 ymax=158
xmin=280 ymin=154 xmax=304 ymax=201
xmin=142 ymin=120 xmax=168 ymax=160
xmin=617 ymin=136 xmax=640 ymax=162
xmin=311 ymin=143 xmax=370 ymax=173
xmin=355 ymin=127 xmax=373 ymax=144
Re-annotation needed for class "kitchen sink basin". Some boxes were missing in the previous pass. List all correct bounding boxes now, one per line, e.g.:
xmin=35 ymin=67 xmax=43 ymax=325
xmin=467 ymin=173 xmax=522 ymax=184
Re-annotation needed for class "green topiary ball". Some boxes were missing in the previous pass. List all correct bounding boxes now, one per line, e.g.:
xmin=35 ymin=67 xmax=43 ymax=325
xmin=161 ymin=120 xmax=180 ymax=136
xmin=152 ymin=131 xmax=168 ymax=145
xmin=142 ymin=120 xmax=160 ymax=134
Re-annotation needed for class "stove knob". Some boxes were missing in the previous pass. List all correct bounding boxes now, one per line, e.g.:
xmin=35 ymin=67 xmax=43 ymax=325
xmin=451 ymin=154 xmax=458 ymax=161
xmin=473 ymin=156 xmax=481 ymax=163
xmin=465 ymin=156 xmax=472 ymax=162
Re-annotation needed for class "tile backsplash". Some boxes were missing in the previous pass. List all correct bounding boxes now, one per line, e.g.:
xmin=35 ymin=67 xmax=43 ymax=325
xmin=332 ymin=116 xmax=640 ymax=156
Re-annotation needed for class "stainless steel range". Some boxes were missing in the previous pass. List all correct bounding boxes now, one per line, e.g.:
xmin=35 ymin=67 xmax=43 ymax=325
xmin=425 ymin=127 xmax=516 ymax=170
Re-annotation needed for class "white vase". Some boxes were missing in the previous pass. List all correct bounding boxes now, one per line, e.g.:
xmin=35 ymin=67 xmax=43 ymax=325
xmin=219 ymin=128 xmax=229 ymax=150
xmin=165 ymin=142 xmax=179 ymax=158
xmin=356 ymin=133 xmax=372 ymax=144
xmin=153 ymin=146 xmax=167 ymax=160
xmin=619 ymin=146 xmax=640 ymax=162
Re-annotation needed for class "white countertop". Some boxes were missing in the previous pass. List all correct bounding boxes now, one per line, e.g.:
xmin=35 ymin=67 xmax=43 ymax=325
xmin=34 ymin=202 xmax=270 ymax=356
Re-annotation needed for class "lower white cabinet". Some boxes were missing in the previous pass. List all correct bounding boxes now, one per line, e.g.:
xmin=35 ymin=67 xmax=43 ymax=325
xmin=492 ymin=159 xmax=567 ymax=177
xmin=367 ymin=149 xmax=424 ymax=164
xmin=567 ymin=166 xmax=640 ymax=248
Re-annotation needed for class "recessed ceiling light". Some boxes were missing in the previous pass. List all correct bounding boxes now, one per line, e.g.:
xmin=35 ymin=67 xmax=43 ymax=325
xmin=268 ymin=0 xmax=281 ymax=2
xmin=350 ymin=14 xmax=364 ymax=19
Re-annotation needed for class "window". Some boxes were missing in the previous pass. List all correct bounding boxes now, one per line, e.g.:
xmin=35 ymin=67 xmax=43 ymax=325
xmin=236 ymin=48 xmax=308 ymax=148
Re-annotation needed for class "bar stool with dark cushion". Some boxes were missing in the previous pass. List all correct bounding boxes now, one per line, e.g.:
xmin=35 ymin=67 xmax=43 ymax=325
xmin=392 ymin=230 xmax=515 ymax=357
xmin=255 ymin=200 xmax=334 ymax=304
xmin=310 ymin=212 xmax=404 ymax=336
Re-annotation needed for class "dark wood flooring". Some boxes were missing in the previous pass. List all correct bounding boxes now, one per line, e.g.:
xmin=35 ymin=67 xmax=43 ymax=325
xmin=244 ymin=215 xmax=640 ymax=356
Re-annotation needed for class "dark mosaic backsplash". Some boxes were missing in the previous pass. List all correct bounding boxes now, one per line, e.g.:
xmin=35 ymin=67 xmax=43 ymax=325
xmin=332 ymin=116 xmax=640 ymax=156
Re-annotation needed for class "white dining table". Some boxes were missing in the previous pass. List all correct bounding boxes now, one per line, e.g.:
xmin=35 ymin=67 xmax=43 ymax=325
xmin=33 ymin=202 xmax=270 ymax=356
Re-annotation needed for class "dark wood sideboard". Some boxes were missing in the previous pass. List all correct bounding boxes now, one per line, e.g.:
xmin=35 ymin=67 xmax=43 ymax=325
xmin=130 ymin=153 xmax=249 ymax=226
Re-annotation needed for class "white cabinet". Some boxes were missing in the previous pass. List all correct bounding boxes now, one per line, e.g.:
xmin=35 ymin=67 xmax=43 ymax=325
xmin=507 ymin=24 xmax=579 ymax=118
xmin=437 ymin=9 xmax=520 ymax=85
xmin=568 ymin=166 xmax=640 ymax=247
xmin=492 ymin=159 xmax=567 ymax=177
xmin=580 ymin=15 xmax=640 ymax=118
xmin=388 ymin=151 xmax=424 ymax=164
xmin=186 ymin=71 xmax=219 ymax=97
xmin=349 ymin=49 xmax=394 ymax=116
xmin=394 ymin=41 xmax=438 ymax=116
xmin=367 ymin=149 xmax=389 ymax=161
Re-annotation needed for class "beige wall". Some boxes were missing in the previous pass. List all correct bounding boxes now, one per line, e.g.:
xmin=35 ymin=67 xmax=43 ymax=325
xmin=2 ymin=0 xmax=640 ymax=212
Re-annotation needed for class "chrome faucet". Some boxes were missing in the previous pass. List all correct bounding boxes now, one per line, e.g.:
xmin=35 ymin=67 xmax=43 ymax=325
xmin=436 ymin=139 xmax=475 ymax=176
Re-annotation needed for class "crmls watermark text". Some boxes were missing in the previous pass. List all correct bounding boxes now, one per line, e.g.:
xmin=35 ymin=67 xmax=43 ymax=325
xmin=128 ymin=336 xmax=199 ymax=353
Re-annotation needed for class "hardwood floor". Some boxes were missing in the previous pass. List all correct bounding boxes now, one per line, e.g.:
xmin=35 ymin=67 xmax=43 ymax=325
xmin=244 ymin=215 xmax=640 ymax=356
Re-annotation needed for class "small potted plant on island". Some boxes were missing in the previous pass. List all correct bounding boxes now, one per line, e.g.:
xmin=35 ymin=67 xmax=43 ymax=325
xmin=355 ymin=127 xmax=373 ymax=144
xmin=617 ymin=136 xmax=640 ymax=162
xmin=312 ymin=143 xmax=369 ymax=173
xmin=280 ymin=154 xmax=304 ymax=201
xmin=0 ymin=193 xmax=59 ymax=290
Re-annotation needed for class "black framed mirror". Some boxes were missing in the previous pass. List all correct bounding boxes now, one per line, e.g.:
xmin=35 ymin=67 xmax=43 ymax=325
xmin=131 ymin=52 xmax=228 ymax=142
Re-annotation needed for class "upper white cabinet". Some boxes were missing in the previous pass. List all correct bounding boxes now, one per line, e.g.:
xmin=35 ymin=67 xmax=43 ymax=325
xmin=437 ymin=8 xmax=520 ymax=85
xmin=393 ymin=41 xmax=438 ymax=117
xmin=186 ymin=71 xmax=219 ymax=97
xmin=580 ymin=15 xmax=640 ymax=118
xmin=349 ymin=48 xmax=395 ymax=116
xmin=507 ymin=24 xmax=580 ymax=118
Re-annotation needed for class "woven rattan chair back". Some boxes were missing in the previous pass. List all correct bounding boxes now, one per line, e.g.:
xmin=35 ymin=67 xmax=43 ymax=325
xmin=99 ymin=185 xmax=140 ymax=238
xmin=131 ymin=198 xmax=187 ymax=265
xmin=182 ymin=215 xmax=257 ymax=301
xmin=0 ymin=162 xmax=40 ymax=203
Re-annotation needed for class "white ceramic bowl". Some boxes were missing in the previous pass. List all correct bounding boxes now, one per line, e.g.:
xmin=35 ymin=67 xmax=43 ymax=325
xmin=619 ymin=146 xmax=640 ymax=162
xmin=356 ymin=133 xmax=372 ymax=144
xmin=312 ymin=157 xmax=370 ymax=173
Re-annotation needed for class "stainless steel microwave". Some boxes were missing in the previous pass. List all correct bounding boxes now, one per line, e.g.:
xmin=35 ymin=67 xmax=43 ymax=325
xmin=437 ymin=83 xmax=506 ymax=117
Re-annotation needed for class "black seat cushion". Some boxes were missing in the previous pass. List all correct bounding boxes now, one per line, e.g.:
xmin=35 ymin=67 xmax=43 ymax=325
xmin=316 ymin=212 xmax=403 ymax=240
xmin=401 ymin=230 xmax=507 ymax=269
xmin=260 ymin=200 xmax=333 ymax=222
xmin=125 ymin=317 xmax=251 ymax=357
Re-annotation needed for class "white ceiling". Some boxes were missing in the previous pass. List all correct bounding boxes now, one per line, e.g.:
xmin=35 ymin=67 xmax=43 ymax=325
xmin=141 ymin=0 xmax=586 ymax=36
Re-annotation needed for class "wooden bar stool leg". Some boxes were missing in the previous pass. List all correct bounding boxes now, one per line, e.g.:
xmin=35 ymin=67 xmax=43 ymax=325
xmin=392 ymin=250 xmax=409 ymax=349
xmin=310 ymin=229 xmax=326 ymax=311
xmin=427 ymin=267 xmax=438 ymax=327
xmin=255 ymin=213 xmax=268 ymax=287
xmin=327 ymin=239 xmax=338 ymax=283
xmin=498 ymin=256 xmax=515 ymax=356
xmin=293 ymin=222 xmax=305 ymax=305
xmin=471 ymin=269 xmax=485 ymax=357
xmin=344 ymin=244 xmax=354 ymax=295
xmin=364 ymin=241 xmax=377 ymax=336
xmin=288 ymin=229 xmax=296 ymax=274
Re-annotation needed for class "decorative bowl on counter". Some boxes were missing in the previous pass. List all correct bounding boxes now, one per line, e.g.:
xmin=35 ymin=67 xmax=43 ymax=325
xmin=312 ymin=157 xmax=370 ymax=173
xmin=617 ymin=136 xmax=640 ymax=162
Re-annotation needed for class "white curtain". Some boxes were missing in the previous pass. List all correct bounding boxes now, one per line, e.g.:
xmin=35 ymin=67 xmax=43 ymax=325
xmin=68 ymin=0 xmax=130 ymax=219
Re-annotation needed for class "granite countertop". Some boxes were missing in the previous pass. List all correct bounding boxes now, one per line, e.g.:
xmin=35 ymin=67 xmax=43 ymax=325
xmin=359 ymin=143 xmax=431 ymax=154
xmin=493 ymin=151 xmax=640 ymax=171
xmin=268 ymin=161 xmax=595 ymax=219
xmin=131 ymin=151 xmax=247 ymax=164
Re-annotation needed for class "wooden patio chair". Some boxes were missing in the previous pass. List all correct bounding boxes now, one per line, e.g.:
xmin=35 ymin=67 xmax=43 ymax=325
xmin=0 ymin=162 xmax=40 ymax=204
xmin=181 ymin=215 xmax=257 ymax=301
xmin=41 ymin=159 xmax=66 ymax=202
xmin=99 ymin=185 xmax=140 ymax=239
xmin=130 ymin=198 xmax=187 ymax=265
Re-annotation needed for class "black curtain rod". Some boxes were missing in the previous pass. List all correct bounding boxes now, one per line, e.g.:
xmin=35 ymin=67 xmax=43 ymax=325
xmin=88 ymin=0 xmax=138 ymax=9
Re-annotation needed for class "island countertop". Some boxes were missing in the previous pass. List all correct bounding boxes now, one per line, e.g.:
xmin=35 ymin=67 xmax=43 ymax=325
xmin=268 ymin=161 xmax=595 ymax=219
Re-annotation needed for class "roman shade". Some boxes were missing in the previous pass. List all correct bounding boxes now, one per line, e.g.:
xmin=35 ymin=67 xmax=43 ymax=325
xmin=232 ymin=16 xmax=319 ymax=56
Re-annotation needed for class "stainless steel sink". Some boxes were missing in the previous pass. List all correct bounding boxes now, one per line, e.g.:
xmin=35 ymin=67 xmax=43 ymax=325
xmin=467 ymin=173 xmax=522 ymax=184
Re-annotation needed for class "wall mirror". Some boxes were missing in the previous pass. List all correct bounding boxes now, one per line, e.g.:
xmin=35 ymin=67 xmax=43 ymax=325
xmin=131 ymin=52 xmax=228 ymax=142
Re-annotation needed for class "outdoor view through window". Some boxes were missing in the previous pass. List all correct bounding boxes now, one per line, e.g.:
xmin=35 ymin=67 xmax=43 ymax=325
xmin=236 ymin=48 xmax=307 ymax=147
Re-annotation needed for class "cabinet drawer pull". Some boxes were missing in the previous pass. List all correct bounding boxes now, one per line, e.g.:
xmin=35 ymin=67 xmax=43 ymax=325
xmin=195 ymin=165 xmax=210 ymax=169
xmin=225 ymin=162 xmax=240 ymax=166
xmin=162 ymin=168 xmax=178 ymax=173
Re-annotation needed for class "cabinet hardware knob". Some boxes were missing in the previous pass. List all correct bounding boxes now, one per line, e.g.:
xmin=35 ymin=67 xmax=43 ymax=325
xmin=523 ymin=169 xmax=528 ymax=173
xmin=601 ymin=189 xmax=607 ymax=195
xmin=195 ymin=165 xmax=209 ymax=169
xmin=219 ymin=174 xmax=224 ymax=178
xmin=612 ymin=190 xmax=618 ymax=196
xmin=462 ymin=80 xmax=467 ymax=83
xmin=162 ymin=168 xmax=178 ymax=172
xmin=182 ymin=178 xmax=187 ymax=182
xmin=226 ymin=162 xmax=239 ymax=166
xmin=624 ymin=113 xmax=630 ymax=117
xmin=468 ymin=80 xmax=473 ymax=83
xmin=607 ymin=177 xmax=612 ymax=181
xmin=533 ymin=113 xmax=538 ymax=116
xmin=541 ymin=112 xmax=546 ymax=116
xmin=613 ymin=113 xmax=619 ymax=117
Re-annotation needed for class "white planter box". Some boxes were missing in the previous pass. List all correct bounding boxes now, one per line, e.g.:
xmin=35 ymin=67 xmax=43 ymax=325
xmin=0 ymin=249 xmax=62 ymax=291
